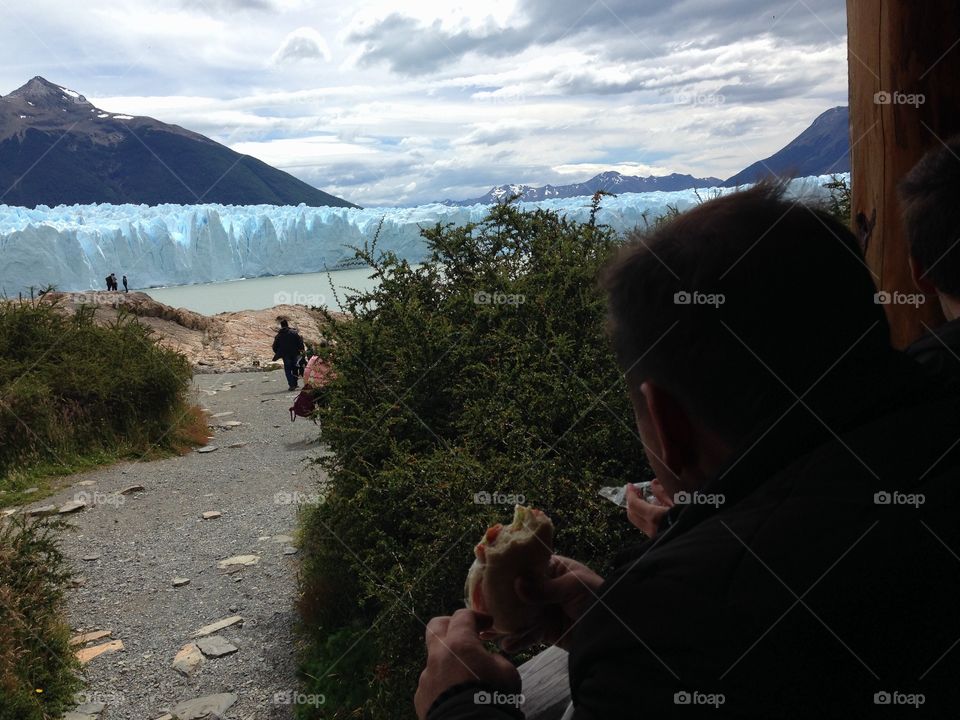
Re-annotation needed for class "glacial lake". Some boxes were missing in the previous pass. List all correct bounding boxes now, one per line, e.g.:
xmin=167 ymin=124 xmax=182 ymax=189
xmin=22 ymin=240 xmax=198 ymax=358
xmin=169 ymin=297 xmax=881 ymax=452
xmin=144 ymin=266 xmax=384 ymax=315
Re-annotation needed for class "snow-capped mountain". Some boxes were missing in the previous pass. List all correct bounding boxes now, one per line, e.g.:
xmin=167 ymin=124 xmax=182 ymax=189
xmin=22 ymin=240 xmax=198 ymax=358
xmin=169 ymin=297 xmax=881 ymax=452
xmin=442 ymin=172 xmax=722 ymax=206
xmin=0 ymin=77 xmax=354 ymax=209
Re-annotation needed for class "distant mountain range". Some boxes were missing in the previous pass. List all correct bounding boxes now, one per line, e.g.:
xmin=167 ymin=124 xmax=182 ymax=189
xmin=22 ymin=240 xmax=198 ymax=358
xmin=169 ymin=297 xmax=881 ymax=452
xmin=440 ymin=171 xmax=723 ymax=206
xmin=441 ymin=106 xmax=850 ymax=206
xmin=0 ymin=77 xmax=355 ymax=208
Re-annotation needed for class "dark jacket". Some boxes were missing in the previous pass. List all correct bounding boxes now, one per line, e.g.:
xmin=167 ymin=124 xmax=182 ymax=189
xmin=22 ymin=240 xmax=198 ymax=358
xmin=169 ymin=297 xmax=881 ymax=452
xmin=272 ymin=327 xmax=305 ymax=360
xmin=906 ymin=317 xmax=960 ymax=388
xmin=429 ymin=355 xmax=960 ymax=719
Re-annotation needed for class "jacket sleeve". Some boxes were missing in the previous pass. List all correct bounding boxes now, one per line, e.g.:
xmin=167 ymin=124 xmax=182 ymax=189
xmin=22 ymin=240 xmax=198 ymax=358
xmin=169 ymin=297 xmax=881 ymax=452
xmin=427 ymin=684 xmax=524 ymax=720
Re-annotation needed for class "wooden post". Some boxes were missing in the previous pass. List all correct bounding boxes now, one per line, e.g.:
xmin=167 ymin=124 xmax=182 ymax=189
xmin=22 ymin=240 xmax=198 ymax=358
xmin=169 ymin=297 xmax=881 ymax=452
xmin=847 ymin=1 xmax=960 ymax=348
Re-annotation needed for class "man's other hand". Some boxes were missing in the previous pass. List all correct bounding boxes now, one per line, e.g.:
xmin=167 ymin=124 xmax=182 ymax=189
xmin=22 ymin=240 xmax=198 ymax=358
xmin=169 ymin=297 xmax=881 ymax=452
xmin=415 ymin=609 xmax=521 ymax=719
xmin=625 ymin=480 xmax=672 ymax=537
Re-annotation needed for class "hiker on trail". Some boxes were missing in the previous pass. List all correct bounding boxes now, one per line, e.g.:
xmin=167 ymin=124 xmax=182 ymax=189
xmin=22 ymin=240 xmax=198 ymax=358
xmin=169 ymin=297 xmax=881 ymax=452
xmin=122 ymin=275 xmax=129 ymax=292
xmin=900 ymin=136 xmax=960 ymax=385
xmin=109 ymin=273 xmax=118 ymax=291
xmin=272 ymin=319 xmax=305 ymax=391
xmin=415 ymin=183 xmax=960 ymax=719
xmin=105 ymin=274 xmax=113 ymax=291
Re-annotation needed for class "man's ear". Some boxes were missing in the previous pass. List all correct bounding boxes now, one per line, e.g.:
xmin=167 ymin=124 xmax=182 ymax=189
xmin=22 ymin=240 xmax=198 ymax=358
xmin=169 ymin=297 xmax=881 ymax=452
xmin=640 ymin=381 xmax=696 ymax=479
xmin=909 ymin=256 xmax=938 ymax=295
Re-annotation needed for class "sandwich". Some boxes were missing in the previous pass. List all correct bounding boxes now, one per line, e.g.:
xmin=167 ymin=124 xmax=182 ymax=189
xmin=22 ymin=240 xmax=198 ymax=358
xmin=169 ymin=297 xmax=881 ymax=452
xmin=464 ymin=505 xmax=554 ymax=634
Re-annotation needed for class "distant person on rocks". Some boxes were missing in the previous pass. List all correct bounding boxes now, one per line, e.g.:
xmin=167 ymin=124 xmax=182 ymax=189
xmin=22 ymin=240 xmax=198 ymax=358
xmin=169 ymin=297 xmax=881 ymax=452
xmin=272 ymin=319 xmax=305 ymax=391
xmin=900 ymin=137 xmax=960 ymax=385
xmin=105 ymin=274 xmax=113 ymax=291
xmin=122 ymin=274 xmax=129 ymax=292
xmin=110 ymin=273 xmax=118 ymax=291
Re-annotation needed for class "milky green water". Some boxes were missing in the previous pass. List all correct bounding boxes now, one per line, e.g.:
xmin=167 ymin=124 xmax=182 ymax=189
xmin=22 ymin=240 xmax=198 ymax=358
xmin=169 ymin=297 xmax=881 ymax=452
xmin=144 ymin=267 xmax=382 ymax=315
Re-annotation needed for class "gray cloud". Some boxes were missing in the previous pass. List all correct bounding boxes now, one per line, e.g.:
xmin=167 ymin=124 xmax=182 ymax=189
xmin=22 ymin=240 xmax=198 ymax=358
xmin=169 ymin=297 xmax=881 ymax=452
xmin=348 ymin=0 xmax=847 ymax=76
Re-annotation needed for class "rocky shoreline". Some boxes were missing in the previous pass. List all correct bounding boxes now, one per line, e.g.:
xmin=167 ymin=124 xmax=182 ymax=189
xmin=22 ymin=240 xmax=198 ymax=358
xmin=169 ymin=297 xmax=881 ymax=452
xmin=39 ymin=291 xmax=342 ymax=374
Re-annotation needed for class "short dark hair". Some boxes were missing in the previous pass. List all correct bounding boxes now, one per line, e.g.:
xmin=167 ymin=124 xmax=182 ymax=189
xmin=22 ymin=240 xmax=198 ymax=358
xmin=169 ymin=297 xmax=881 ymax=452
xmin=603 ymin=183 xmax=892 ymax=444
xmin=280 ymin=319 xmax=289 ymax=328
xmin=899 ymin=138 xmax=960 ymax=297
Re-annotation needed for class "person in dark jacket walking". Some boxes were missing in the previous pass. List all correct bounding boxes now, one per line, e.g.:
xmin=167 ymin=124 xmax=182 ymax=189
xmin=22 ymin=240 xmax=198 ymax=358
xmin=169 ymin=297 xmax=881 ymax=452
xmin=273 ymin=319 xmax=305 ymax=391
xmin=415 ymin=184 xmax=960 ymax=719
xmin=122 ymin=274 xmax=129 ymax=292
xmin=899 ymin=137 xmax=960 ymax=386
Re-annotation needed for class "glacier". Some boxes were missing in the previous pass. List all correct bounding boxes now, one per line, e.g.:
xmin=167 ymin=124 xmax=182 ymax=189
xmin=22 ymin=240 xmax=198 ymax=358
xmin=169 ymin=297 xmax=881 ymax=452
xmin=0 ymin=175 xmax=845 ymax=295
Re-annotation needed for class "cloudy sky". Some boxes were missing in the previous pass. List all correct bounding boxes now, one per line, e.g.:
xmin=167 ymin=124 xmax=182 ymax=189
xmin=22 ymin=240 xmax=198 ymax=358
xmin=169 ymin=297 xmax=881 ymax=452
xmin=0 ymin=0 xmax=848 ymax=206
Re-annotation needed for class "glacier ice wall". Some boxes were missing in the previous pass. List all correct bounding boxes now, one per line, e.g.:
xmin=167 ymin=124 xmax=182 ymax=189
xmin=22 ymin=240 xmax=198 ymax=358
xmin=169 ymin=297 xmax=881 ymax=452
xmin=0 ymin=175 xmax=844 ymax=294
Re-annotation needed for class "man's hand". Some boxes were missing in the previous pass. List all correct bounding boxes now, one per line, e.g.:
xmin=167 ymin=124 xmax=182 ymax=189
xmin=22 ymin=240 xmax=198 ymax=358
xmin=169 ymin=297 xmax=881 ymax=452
xmin=415 ymin=609 xmax=521 ymax=720
xmin=491 ymin=555 xmax=605 ymax=653
xmin=625 ymin=480 xmax=672 ymax=537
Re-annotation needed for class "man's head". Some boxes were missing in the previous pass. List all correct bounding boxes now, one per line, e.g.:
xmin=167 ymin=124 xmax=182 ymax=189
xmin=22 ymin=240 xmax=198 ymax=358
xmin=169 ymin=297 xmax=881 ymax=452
xmin=279 ymin=319 xmax=289 ymax=329
xmin=899 ymin=138 xmax=960 ymax=320
xmin=603 ymin=183 xmax=892 ymax=492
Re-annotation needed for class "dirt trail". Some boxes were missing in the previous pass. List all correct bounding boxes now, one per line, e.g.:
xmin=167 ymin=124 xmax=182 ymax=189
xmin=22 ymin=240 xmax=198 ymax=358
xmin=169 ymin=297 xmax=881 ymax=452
xmin=28 ymin=369 xmax=326 ymax=720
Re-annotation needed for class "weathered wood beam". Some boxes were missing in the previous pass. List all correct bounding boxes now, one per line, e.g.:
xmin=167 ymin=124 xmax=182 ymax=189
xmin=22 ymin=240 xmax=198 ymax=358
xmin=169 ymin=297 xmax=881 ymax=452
xmin=847 ymin=0 xmax=960 ymax=347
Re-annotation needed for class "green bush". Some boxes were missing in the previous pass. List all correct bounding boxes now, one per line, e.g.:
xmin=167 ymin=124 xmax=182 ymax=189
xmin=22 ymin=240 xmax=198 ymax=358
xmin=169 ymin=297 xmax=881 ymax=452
xmin=0 ymin=295 xmax=197 ymax=493
xmin=298 ymin=198 xmax=649 ymax=719
xmin=0 ymin=515 xmax=80 ymax=719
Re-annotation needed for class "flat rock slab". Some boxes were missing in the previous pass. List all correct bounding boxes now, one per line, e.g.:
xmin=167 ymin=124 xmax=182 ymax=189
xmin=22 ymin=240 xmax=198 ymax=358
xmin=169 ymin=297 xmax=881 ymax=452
xmin=192 ymin=615 xmax=244 ymax=638
xmin=76 ymin=480 xmax=96 ymax=486
xmin=172 ymin=577 xmax=191 ymax=587
xmin=196 ymin=634 xmax=238 ymax=658
xmin=217 ymin=554 xmax=259 ymax=569
xmin=272 ymin=534 xmax=294 ymax=543
xmin=227 ymin=441 xmax=248 ymax=448
xmin=75 ymin=701 xmax=106 ymax=714
xmin=172 ymin=642 xmax=203 ymax=676
xmin=283 ymin=546 xmax=298 ymax=555
xmin=76 ymin=639 xmax=124 ymax=664
xmin=217 ymin=421 xmax=242 ymax=427
xmin=27 ymin=504 xmax=57 ymax=516
xmin=1 ymin=506 xmax=21 ymax=517
xmin=69 ymin=629 xmax=112 ymax=646
xmin=82 ymin=554 xmax=101 ymax=562
xmin=119 ymin=485 xmax=145 ymax=495
xmin=211 ymin=411 xmax=234 ymax=418
xmin=172 ymin=693 xmax=238 ymax=719
xmin=58 ymin=499 xmax=87 ymax=514
xmin=64 ymin=713 xmax=96 ymax=720
xmin=201 ymin=510 xmax=222 ymax=520
xmin=197 ymin=446 xmax=219 ymax=454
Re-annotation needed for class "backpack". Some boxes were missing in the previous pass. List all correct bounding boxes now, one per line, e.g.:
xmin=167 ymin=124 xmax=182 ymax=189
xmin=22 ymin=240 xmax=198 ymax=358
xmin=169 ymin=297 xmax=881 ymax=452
xmin=289 ymin=390 xmax=317 ymax=422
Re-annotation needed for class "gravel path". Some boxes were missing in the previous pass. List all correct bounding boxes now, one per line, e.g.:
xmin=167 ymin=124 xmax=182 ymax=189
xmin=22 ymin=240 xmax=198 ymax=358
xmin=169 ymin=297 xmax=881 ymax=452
xmin=37 ymin=369 xmax=326 ymax=720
